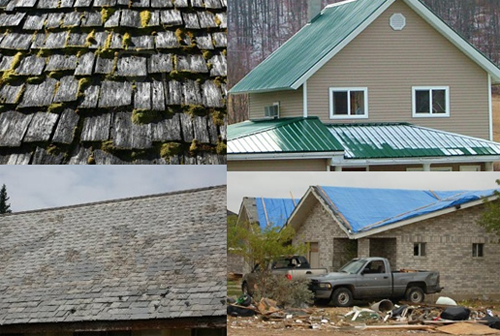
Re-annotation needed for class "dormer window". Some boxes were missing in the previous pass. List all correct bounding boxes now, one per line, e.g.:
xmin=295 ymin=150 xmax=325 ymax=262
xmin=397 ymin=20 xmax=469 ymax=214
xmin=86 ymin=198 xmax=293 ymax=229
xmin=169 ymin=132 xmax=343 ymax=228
xmin=412 ymin=86 xmax=450 ymax=117
xmin=329 ymin=87 xmax=368 ymax=119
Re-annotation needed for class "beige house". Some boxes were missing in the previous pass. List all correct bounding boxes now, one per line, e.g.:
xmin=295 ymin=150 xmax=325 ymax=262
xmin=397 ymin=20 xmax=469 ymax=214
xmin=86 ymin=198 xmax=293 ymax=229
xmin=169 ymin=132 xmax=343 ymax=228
xmin=228 ymin=0 xmax=500 ymax=171
xmin=287 ymin=186 xmax=500 ymax=299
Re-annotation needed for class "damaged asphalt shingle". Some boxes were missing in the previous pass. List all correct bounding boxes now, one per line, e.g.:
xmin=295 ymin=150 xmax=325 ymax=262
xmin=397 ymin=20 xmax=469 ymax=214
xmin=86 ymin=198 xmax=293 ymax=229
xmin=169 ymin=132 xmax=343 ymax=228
xmin=0 ymin=0 xmax=227 ymax=164
xmin=0 ymin=185 xmax=227 ymax=325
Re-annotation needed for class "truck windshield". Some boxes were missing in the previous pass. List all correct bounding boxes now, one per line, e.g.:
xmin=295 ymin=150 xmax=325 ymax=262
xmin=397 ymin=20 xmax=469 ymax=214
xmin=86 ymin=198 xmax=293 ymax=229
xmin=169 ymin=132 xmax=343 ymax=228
xmin=339 ymin=259 xmax=366 ymax=274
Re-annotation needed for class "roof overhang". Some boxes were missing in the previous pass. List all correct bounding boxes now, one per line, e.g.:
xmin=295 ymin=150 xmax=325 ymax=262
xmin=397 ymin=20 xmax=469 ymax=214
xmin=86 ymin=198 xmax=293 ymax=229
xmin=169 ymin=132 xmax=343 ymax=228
xmin=330 ymin=155 xmax=500 ymax=166
xmin=228 ymin=151 xmax=344 ymax=161
xmin=351 ymin=195 xmax=498 ymax=238
xmin=229 ymin=86 xmax=296 ymax=95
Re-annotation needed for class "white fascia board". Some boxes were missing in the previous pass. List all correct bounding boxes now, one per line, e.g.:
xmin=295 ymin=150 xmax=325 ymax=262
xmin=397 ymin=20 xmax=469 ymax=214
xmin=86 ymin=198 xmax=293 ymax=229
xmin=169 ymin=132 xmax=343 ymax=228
xmin=286 ymin=187 xmax=315 ymax=230
xmin=228 ymin=151 xmax=344 ymax=161
xmin=352 ymin=195 xmax=498 ymax=239
xmin=229 ymin=87 xmax=296 ymax=95
xmin=291 ymin=0 xmax=396 ymax=90
xmin=489 ymin=74 xmax=493 ymax=141
xmin=331 ymin=155 xmax=500 ymax=166
xmin=404 ymin=0 xmax=500 ymax=84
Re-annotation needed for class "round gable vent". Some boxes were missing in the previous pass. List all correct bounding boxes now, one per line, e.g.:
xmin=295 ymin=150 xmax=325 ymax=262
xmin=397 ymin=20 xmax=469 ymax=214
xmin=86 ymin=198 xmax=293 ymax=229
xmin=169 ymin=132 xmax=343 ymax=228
xmin=390 ymin=13 xmax=406 ymax=31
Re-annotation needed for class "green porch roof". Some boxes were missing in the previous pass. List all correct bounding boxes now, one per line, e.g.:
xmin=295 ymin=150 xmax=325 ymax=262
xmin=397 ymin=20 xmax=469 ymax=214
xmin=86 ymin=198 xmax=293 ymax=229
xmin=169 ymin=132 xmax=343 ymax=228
xmin=227 ymin=117 xmax=344 ymax=154
xmin=230 ymin=0 xmax=387 ymax=93
xmin=327 ymin=123 xmax=500 ymax=159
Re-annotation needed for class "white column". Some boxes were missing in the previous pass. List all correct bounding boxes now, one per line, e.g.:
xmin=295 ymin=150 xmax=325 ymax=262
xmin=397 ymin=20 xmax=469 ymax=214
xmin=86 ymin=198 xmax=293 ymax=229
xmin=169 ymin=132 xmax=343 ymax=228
xmin=485 ymin=162 xmax=494 ymax=171
xmin=303 ymin=81 xmax=308 ymax=118
xmin=423 ymin=163 xmax=431 ymax=171
xmin=335 ymin=166 xmax=342 ymax=172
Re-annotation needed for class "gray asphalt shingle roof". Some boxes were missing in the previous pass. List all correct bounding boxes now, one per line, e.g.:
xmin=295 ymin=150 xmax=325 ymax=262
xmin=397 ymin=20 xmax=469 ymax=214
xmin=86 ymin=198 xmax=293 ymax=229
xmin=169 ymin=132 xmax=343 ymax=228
xmin=0 ymin=185 xmax=226 ymax=326
xmin=0 ymin=0 xmax=227 ymax=164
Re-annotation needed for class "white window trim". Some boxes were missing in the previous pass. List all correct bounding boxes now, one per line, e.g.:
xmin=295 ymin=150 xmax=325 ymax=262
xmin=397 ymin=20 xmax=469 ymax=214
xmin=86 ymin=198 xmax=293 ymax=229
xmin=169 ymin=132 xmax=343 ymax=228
xmin=472 ymin=243 xmax=484 ymax=258
xmin=329 ymin=87 xmax=368 ymax=119
xmin=414 ymin=242 xmax=426 ymax=257
xmin=412 ymin=86 xmax=450 ymax=118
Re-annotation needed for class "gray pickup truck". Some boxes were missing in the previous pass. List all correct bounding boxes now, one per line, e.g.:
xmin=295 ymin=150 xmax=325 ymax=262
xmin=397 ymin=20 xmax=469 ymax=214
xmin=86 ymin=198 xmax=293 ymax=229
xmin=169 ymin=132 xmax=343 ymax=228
xmin=242 ymin=256 xmax=328 ymax=295
xmin=310 ymin=257 xmax=443 ymax=307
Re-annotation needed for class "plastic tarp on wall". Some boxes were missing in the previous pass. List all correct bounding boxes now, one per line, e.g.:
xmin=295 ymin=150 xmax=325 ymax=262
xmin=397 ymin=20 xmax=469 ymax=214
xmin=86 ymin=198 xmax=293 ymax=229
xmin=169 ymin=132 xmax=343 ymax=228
xmin=315 ymin=186 xmax=498 ymax=233
xmin=255 ymin=198 xmax=300 ymax=230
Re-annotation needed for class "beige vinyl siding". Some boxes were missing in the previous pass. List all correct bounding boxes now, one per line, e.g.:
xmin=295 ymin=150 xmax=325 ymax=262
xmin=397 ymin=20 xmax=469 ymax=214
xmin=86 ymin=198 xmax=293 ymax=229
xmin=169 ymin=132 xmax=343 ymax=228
xmin=249 ymin=87 xmax=303 ymax=120
xmin=307 ymin=1 xmax=490 ymax=139
xmin=227 ymin=159 xmax=327 ymax=171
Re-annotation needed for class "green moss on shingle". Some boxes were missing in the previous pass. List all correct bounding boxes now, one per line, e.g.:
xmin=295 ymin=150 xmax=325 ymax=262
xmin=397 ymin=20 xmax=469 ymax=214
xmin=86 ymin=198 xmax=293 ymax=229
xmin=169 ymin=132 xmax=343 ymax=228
xmin=47 ymin=102 xmax=65 ymax=113
xmin=216 ymin=141 xmax=226 ymax=155
xmin=85 ymin=30 xmax=97 ymax=47
xmin=123 ymin=32 xmax=131 ymax=49
xmin=140 ymin=10 xmax=151 ymax=28
xmin=101 ymin=8 xmax=116 ymax=24
xmin=160 ymin=142 xmax=182 ymax=158
xmin=189 ymin=139 xmax=198 ymax=153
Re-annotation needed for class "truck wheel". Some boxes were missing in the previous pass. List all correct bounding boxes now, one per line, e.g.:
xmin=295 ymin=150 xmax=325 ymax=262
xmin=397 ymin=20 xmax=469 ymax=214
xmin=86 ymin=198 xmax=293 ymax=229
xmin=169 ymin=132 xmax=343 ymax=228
xmin=242 ymin=282 xmax=253 ymax=296
xmin=331 ymin=287 xmax=353 ymax=307
xmin=406 ymin=286 xmax=424 ymax=303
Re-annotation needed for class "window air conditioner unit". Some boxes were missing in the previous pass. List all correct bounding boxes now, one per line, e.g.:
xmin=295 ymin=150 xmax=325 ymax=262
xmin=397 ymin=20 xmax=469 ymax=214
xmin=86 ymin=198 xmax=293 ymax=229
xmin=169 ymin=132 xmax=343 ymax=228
xmin=264 ymin=102 xmax=280 ymax=118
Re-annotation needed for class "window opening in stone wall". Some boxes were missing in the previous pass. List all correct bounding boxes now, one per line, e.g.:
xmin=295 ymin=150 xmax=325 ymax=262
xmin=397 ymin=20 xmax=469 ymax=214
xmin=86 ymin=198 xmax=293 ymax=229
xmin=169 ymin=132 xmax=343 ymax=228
xmin=413 ymin=242 xmax=426 ymax=256
xmin=472 ymin=243 xmax=484 ymax=257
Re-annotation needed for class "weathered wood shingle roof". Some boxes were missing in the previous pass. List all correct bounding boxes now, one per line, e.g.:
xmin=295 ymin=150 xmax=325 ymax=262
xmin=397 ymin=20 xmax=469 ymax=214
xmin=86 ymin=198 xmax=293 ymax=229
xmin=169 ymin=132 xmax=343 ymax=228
xmin=0 ymin=185 xmax=226 ymax=330
xmin=0 ymin=0 xmax=227 ymax=164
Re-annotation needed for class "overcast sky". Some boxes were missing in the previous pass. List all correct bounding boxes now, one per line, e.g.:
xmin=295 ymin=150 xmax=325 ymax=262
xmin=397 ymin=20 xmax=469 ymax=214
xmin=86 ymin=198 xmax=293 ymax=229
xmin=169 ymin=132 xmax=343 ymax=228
xmin=227 ymin=172 xmax=500 ymax=212
xmin=0 ymin=166 xmax=226 ymax=212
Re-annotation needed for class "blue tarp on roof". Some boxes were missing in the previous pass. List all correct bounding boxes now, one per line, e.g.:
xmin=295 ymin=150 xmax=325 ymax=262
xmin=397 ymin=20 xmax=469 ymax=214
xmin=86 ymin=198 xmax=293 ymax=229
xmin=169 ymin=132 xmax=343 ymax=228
xmin=315 ymin=186 xmax=498 ymax=233
xmin=255 ymin=198 xmax=299 ymax=230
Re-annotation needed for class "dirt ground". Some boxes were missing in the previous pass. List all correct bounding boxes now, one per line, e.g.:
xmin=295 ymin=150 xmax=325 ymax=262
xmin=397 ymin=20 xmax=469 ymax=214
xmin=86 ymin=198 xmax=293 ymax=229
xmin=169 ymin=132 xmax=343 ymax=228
xmin=227 ymin=301 xmax=500 ymax=336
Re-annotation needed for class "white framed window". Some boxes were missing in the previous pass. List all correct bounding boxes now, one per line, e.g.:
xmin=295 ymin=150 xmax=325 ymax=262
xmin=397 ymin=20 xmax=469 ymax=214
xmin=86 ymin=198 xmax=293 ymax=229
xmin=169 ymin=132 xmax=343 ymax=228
xmin=472 ymin=243 xmax=484 ymax=258
xmin=413 ymin=242 xmax=426 ymax=257
xmin=329 ymin=87 xmax=368 ymax=119
xmin=412 ymin=86 xmax=450 ymax=117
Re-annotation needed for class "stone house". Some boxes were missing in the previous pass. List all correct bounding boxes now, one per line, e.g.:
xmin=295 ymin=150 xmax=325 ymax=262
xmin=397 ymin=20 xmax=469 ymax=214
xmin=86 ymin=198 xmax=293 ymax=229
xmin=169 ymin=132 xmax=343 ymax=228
xmin=228 ymin=0 xmax=500 ymax=171
xmin=0 ymin=185 xmax=226 ymax=335
xmin=287 ymin=186 xmax=500 ymax=299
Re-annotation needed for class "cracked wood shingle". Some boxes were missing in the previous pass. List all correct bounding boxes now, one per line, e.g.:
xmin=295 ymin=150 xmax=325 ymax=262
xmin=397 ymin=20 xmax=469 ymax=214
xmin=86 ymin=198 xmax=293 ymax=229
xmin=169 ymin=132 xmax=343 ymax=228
xmin=210 ymin=55 xmax=226 ymax=76
xmin=176 ymin=55 xmax=208 ymax=73
xmin=212 ymin=32 xmax=226 ymax=48
xmin=52 ymin=109 xmax=79 ymax=144
xmin=193 ymin=116 xmax=210 ymax=144
xmin=15 ymin=55 xmax=45 ymax=75
xmin=134 ymin=82 xmax=151 ymax=110
xmin=6 ymin=153 xmax=31 ymax=164
xmin=183 ymin=12 xmax=200 ymax=29
xmin=166 ymin=80 xmax=182 ymax=105
xmin=148 ymin=53 xmax=173 ymax=73
xmin=19 ymin=78 xmax=57 ymax=108
xmin=116 ymin=56 xmax=147 ymax=77
xmin=23 ymin=13 xmax=48 ymax=30
xmin=0 ymin=84 xmax=24 ymax=104
xmin=95 ymin=56 xmax=115 ymax=74
xmin=0 ymin=111 xmax=33 ymax=147
xmin=82 ymin=11 xmax=102 ymax=27
xmin=79 ymin=85 xmax=100 ymax=108
xmin=68 ymin=145 xmax=91 ymax=164
xmin=130 ymin=35 xmax=154 ymax=50
xmin=202 ymin=81 xmax=223 ymax=107
xmin=81 ymin=114 xmax=111 ymax=142
xmin=198 ymin=12 xmax=217 ymax=28
xmin=98 ymin=81 xmax=132 ymax=108
xmin=23 ymin=112 xmax=59 ymax=142
xmin=0 ymin=12 xmax=25 ymax=27
xmin=44 ymin=32 xmax=68 ymax=49
xmin=104 ymin=9 xmax=121 ymax=27
xmin=182 ymin=80 xmax=202 ymax=105
xmin=112 ymin=112 xmax=152 ymax=149
xmin=151 ymin=114 xmax=181 ymax=141
xmin=32 ymin=147 xmax=64 ymax=164
xmin=152 ymin=80 xmax=165 ymax=111
xmin=161 ymin=9 xmax=183 ymax=26
xmin=207 ymin=118 xmax=218 ymax=144
xmin=74 ymin=52 xmax=95 ymax=76
xmin=180 ymin=113 xmax=194 ymax=142
xmin=45 ymin=54 xmax=78 ymax=71
xmin=195 ymin=33 xmax=213 ymax=50
xmin=155 ymin=31 xmax=179 ymax=48
xmin=0 ymin=33 xmax=32 ymax=49
xmin=53 ymin=76 xmax=79 ymax=103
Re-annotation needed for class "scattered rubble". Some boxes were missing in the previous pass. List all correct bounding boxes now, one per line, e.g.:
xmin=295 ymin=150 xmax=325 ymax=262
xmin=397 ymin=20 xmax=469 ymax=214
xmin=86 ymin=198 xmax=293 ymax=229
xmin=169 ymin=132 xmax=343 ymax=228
xmin=227 ymin=295 xmax=500 ymax=334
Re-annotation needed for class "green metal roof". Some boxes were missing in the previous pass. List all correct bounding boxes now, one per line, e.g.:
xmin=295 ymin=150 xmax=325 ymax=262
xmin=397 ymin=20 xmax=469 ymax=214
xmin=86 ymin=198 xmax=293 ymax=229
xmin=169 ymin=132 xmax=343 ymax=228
xmin=230 ymin=0 xmax=388 ymax=93
xmin=327 ymin=123 xmax=500 ymax=159
xmin=228 ymin=117 xmax=344 ymax=154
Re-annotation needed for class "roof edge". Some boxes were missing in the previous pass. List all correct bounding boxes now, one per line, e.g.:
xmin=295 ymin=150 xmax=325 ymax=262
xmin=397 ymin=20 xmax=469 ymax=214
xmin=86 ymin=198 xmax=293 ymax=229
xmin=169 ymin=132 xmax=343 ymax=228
xmin=0 ymin=185 xmax=226 ymax=218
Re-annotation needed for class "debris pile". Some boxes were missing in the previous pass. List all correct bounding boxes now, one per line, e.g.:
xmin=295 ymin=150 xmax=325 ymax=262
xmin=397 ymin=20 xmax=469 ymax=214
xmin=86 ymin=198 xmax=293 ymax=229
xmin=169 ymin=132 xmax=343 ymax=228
xmin=227 ymin=295 xmax=500 ymax=334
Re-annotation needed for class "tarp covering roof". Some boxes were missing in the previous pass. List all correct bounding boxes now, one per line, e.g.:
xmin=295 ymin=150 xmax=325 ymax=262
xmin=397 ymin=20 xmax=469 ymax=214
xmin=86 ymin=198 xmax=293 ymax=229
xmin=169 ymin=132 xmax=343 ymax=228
xmin=255 ymin=197 xmax=299 ymax=229
xmin=314 ymin=186 xmax=497 ymax=233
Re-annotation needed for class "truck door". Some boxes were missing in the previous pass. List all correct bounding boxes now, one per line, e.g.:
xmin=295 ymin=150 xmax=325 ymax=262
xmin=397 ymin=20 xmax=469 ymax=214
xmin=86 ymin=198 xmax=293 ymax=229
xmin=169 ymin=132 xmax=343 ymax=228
xmin=356 ymin=260 xmax=392 ymax=298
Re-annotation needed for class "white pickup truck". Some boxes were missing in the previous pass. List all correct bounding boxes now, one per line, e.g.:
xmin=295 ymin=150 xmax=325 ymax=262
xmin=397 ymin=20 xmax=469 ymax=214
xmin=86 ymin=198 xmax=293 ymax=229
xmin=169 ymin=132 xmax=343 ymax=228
xmin=242 ymin=256 xmax=328 ymax=295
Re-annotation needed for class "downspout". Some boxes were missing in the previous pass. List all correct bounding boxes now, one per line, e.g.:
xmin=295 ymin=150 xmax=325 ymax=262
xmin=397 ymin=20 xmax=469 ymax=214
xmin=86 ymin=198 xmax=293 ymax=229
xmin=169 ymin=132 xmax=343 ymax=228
xmin=489 ymin=74 xmax=493 ymax=141
xmin=303 ymin=81 xmax=308 ymax=118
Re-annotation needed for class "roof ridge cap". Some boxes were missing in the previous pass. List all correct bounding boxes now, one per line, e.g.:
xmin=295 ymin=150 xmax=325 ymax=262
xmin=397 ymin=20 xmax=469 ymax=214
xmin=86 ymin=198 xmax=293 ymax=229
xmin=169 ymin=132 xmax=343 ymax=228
xmin=0 ymin=184 xmax=226 ymax=217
